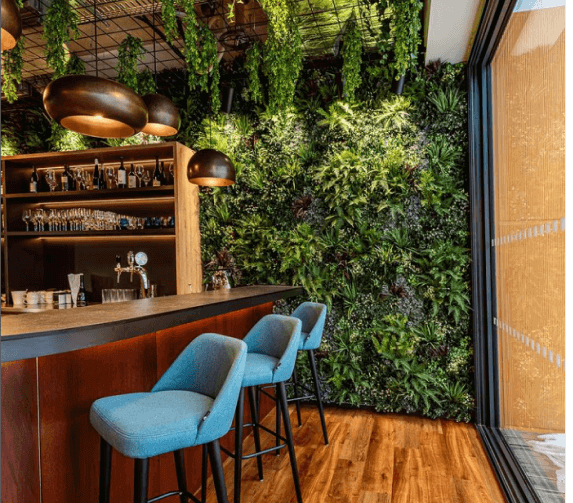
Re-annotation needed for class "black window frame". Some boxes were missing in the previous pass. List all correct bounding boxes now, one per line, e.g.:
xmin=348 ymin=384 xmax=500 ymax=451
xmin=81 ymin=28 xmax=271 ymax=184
xmin=467 ymin=0 xmax=551 ymax=502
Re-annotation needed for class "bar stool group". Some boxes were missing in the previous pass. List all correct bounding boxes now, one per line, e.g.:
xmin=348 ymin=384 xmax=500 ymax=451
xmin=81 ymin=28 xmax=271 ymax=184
xmin=90 ymin=301 xmax=329 ymax=503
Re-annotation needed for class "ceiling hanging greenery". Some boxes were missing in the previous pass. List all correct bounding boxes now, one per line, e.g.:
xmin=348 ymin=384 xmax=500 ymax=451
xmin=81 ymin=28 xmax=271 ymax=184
xmin=2 ymin=0 xmax=24 ymax=104
xmin=42 ymin=0 xmax=80 ymax=79
xmin=245 ymin=41 xmax=263 ymax=105
xmin=341 ymin=13 xmax=362 ymax=102
xmin=260 ymin=0 xmax=303 ymax=112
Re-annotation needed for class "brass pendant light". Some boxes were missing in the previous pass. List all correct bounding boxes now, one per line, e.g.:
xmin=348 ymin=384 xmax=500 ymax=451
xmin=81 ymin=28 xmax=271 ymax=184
xmin=141 ymin=0 xmax=180 ymax=136
xmin=1 ymin=0 xmax=22 ymax=52
xmin=43 ymin=75 xmax=148 ymax=138
xmin=42 ymin=0 xmax=148 ymax=138
xmin=187 ymin=149 xmax=236 ymax=187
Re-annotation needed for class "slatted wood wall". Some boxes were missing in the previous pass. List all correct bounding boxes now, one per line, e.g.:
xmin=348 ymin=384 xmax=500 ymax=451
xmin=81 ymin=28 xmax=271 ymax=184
xmin=491 ymin=6 xmax=565 ymax=432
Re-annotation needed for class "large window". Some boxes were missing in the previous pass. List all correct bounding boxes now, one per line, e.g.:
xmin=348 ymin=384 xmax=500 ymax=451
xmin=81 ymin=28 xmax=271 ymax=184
xmin=471 ymin=0 xmax=565 ymax=501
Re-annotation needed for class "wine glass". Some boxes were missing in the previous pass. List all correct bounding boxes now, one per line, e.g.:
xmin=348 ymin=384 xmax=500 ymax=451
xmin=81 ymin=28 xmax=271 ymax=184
xmin=22 ymin=209 xmax=32 ymax=231
xmin=75 ymin=168 xmax=84 ymax=190
xmin=106 ymin=167 xmax=117 ymax=189
xmin=142 ymin=169 xmax=151 ymax=187
xmin=168 ymin=163 xmax=174 ymax=185
xmin=135 ymin=165 xmax=144 ymax=187
xmin=45 ymin=170 xmax=58 ymax=192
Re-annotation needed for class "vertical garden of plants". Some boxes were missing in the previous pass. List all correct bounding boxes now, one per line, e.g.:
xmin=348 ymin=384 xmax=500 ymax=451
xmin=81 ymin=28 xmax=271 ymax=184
xmin=197 ymin=62 xmax=473 ymax=422
xmin=1 ymin=0 xmax=473 ymax=422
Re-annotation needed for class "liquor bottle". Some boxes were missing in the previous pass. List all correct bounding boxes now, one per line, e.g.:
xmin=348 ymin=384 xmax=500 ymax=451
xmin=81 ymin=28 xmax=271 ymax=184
xmin=68 ymin=165 xmax=76 ymax=191
xmin=92 ymin=158 xmax=100 ymax=190
xmin=98 ymin=165 xmax=105 ymax=190
xmin=117 ymin=157 xmax=127 ymax=189
xmin=30 ymin=165 xmax=38 ymax=193
xmin=152 ymin=156 xmax=161 ymax=187
xmin=76 ymin=273 xmax=87 ymax=307
xmin=128 ymin=163 xmax=137 ymax=188
xmin=160 ymin=161 xmax=168 ymax=185
xmin=61 ymin=164 xmax=69 ymax=191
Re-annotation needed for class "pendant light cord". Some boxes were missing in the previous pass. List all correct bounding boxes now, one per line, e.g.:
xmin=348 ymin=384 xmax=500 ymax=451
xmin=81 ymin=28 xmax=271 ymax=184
xmin=152 ymin=0 xmax=157 ymax=87
xmin=93 ymin=0 xmax=98 ymax=77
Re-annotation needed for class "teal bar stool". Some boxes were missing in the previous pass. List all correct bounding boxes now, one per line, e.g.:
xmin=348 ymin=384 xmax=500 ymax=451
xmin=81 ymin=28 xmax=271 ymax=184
xmin=90 ymin=333 xmax=247 ymax=503
xmin=218 ymin=314 xmax=303 ymax=503
xmin=287 ymin=302 xmax=329 ymax=445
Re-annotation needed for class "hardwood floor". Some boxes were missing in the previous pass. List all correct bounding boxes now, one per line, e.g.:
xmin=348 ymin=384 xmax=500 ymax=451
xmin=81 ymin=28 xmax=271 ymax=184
xmin=198 ymin=404 xmax=507 ymax=503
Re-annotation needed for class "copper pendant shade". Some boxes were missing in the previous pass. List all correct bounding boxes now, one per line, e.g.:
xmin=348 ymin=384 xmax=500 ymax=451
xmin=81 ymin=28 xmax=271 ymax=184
xmin=43 ymin=75 xmax=148 ymax=138
xmin=187 ymin=149 xmax=236 ymax=187
xmin=1 ymin=0 xmax=22 ymax=52
xmin=141 ymin=94 xmax=180 ymax=136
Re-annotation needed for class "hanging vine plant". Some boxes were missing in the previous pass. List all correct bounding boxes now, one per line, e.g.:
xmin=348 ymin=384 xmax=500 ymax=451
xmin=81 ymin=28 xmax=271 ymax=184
xmin=116 ymin=34 xmax=144 ymax=90
xmin=196 ymin=23 xmax=220 ymax=112
xmin=43 ymin=0 xmax=80 ymax=79
xmin=341 ymin=14 xmax=362 ymax=102
xmin=64 ymin=53 xmax=85 ymax=75
xmin=137 ymin=68 xmax=157 ymax=95
xmin=181 ymin=0 xmax=199 ymax=89
xmin=245 ymin=41 xmax=263 ymax=104
xmin=2 ymin=37 xmax=25 ymax=104
xmin=161 ymin=0 xmax=179 ymax=44
xmin=260 ymin=0 xmax=303 ymax=111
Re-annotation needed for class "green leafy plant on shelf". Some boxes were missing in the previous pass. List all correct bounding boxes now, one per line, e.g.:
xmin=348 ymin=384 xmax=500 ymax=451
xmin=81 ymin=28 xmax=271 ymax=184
xmin=43 ymin=0 xmax=80 ymax=79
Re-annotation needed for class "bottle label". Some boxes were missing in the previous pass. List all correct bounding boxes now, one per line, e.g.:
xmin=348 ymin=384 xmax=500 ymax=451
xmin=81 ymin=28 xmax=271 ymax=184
xmin=62 ymin=175 xmax=68 ymax=190
xmin=128 ymin=174 xmax=137 ymax=188
xmin=153 ymin=178 xmax=161 ymax=187
xmin=118 ymin=171 xmax=127 ymax=185
xmin=30 ymin=181 xmax=37 ymax=193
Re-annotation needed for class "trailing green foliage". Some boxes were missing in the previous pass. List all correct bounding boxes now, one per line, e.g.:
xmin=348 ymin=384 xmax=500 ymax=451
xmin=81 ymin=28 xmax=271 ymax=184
xmin=196 ymin=23 xmax=221 ymax=112
xmin=65 ymin=54 xmax=85 ymax=75
xmin=261 ymin=0 xmax=303 ymax=111
xmin=116 ymin=35 xmax=145 ymax=91
xmin=2 ymin=37 xmax=24 ymax=103
xmin=341 ymin=14 xmax=362 ymax=102
xmin=245 ymin=42 xmax=263 ymax=105
xmin=43 ymin=0 xmax=80 ymax=79
xmin=161 ymin=0 xmax=179 ymax=44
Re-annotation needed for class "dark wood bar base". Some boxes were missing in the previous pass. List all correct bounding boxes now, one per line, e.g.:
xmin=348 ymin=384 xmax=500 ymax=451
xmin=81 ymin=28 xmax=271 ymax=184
xmin=1 ymin=303 xmax=275 ymax=503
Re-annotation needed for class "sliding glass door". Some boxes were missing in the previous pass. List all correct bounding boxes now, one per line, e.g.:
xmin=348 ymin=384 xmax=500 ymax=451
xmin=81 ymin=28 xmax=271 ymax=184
xmin=466 ymin=0 xmax=566 ymax=496
xmin=489 ymin=0 xmax=565 ymax=500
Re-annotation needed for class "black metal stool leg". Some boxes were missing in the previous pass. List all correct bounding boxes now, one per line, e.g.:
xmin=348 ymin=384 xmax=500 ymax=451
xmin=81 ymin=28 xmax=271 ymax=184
xmin=208 ymin=440 xmax=229 ymax=503
xmin=99 ymin=438 xmax=112 ymax=503
xmin=308 ymin=349 xmax=329 ymax=445
xmin=275 ymin=388 xmax=281 ymax=455
xmin=247 ymin=386 xmax=264 ymax=481
xmin=134 ymin=458 xmax=149 ymax=503
xmin=174 ymin=449 xmax=188 ymax=503
xmin=277 ymin=382 xmax=303 ymax=503
xmin=292 ymin=364 xmax=303 ymax=427
xmin=234 ymin=387 xmax=245 ymax=503
xmin=201 ymin=444 xmax=208 ymax=503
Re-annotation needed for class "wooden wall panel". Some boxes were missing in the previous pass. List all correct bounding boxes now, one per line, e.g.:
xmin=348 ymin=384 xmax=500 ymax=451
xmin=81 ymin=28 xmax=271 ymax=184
xmin=37 ymin=333 xmax=159 ymax=503
xmin=1 ymin=359 xmax=41 ymax=503
xmin=491 ymin=7 xmax=565 ymax=432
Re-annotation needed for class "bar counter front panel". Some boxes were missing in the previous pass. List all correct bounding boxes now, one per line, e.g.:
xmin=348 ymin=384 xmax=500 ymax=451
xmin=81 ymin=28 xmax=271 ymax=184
xmin=1 ymin=285 xmax=302 ymax=503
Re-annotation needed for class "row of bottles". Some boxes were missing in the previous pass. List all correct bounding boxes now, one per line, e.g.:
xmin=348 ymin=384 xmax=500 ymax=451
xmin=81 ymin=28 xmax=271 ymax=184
xmin=29 ymin=156 xmax=171 ymax=193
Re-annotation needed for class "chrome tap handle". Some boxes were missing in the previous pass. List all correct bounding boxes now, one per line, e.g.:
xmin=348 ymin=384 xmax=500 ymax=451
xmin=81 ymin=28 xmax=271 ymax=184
xmin=115 ymin=255 xmax=122 ymax=283
xmin=127 ymin=251 xmax=135 ymax=267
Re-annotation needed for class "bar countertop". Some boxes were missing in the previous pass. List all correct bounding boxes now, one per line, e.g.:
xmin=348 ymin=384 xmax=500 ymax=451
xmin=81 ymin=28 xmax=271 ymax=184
xmin=0 ymin=285 xmax=303 ymax=362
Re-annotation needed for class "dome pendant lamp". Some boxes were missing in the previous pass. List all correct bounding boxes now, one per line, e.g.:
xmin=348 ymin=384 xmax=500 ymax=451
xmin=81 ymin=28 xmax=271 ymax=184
xmin=141 ymin=0 xmax=180 ymax=136
xmin=42 ymin=0 xmax=148 ymax=138
xmin=1 ymin=0 xmax=22 ymax=52
xmin=187 ymin=148 xmax=236 ymax=187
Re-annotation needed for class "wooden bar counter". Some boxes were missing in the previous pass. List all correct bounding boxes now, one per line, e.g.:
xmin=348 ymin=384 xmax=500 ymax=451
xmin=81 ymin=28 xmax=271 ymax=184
xmin=1 ymin=285 xmax=302 ymax=503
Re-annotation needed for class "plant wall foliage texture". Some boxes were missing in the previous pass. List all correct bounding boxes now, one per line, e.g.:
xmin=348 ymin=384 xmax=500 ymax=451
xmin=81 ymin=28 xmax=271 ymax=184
xmin=198 ymin=62 xmax=473 ymax=422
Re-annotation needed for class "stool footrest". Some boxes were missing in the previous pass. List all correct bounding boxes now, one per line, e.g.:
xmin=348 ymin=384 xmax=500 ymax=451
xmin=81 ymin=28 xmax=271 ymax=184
xmin=148 ymin=489 xmax=201 ymax=503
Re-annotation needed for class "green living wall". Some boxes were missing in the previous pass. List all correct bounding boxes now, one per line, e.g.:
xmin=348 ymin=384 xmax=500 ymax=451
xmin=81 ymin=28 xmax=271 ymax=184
xmin=197 ymin=63 xmax=473 ymax=422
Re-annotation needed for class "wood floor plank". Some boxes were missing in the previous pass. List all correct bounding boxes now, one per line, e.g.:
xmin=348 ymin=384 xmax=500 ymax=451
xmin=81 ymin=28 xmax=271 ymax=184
xmin=198 ymin=406 xmax=507 ymax=503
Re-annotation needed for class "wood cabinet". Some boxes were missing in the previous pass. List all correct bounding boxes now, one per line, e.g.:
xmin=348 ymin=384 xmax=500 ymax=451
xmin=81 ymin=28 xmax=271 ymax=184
xmin=1 ymin=142 xmax=202 ymax=304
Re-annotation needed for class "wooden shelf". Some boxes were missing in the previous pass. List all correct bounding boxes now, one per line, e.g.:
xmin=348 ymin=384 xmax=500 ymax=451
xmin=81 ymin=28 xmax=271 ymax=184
xmin=4 ymin=186 xmax=174 ymax=202
xmin=6 ymin=229 xmax=175 ymax=237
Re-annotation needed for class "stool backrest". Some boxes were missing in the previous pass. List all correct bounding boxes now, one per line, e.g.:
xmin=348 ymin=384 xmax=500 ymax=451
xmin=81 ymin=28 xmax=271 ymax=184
xmin=243 ymin=314 xmax=302 ymax=382
xmin=291 ymin=302 xmax=327 ymax=349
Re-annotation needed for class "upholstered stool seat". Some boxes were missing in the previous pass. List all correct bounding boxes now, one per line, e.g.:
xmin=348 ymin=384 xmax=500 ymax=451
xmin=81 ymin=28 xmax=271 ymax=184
xmin=217 ymin=314 xmax=303 ymax=503
xmin=90 ymin=390 xmax=213 ymax=459
xmin=90 ymin=333 xmax=247 ymax=503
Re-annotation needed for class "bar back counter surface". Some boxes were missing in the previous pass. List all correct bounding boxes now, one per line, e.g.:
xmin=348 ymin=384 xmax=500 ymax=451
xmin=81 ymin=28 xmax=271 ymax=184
xmin=1 ymin=285 xmax=302 ymax=503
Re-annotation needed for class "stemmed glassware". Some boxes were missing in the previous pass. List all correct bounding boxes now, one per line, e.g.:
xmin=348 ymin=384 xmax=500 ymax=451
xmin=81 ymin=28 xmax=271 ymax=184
xmin=22 ymin=209 xmax=32 ymax=231
xmin=106 ymin=167 xmax=117 ymax=189
xmin=142 ymin=169 xmax=151 ymax=187
xmin=45 ymin=170 xmax=58 ymax=192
